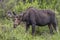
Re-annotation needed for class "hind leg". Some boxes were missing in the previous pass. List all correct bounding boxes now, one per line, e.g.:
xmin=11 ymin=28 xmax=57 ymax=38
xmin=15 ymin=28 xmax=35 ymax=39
xmin=52 ymin=22 xmax=59 ymax=34
xmin=48 ymin=24 xmax=54 ymax=34
xmin=52 ymin=18 xmax=59 ymax=34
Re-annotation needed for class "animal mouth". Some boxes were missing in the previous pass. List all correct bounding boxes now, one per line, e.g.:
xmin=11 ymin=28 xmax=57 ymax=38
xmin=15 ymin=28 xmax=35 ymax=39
xmin=13 ymin=22 xmax=20 ymax=28
xmin=13 ymin=24 xmax=17 ymax=28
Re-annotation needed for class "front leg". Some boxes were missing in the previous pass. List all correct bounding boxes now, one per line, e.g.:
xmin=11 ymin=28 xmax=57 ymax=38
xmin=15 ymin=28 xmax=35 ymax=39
xmin=26 ymin=23 xmax=30 ymax=32
xmin=32 ymin=24 xmax=36 ymax=35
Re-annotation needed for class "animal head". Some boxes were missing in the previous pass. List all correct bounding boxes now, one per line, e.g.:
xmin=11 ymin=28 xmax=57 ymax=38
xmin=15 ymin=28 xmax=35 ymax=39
xmin=7 ymin=11 xmax=23 ymax=28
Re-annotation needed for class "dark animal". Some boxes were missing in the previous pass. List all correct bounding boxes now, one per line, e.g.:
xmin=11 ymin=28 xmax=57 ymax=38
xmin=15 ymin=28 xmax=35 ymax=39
xmin=8 ymin=7 xmax=58 ymax=35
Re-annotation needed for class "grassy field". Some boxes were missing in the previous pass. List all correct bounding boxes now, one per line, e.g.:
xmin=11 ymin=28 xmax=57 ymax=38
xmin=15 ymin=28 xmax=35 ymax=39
xmin=0 ymin=15 xmax=60 ymax=40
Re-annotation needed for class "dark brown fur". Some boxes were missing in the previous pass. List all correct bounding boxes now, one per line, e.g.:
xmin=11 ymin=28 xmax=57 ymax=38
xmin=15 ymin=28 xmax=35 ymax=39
xmin=10 ymin=7 xmax=58 ymax=35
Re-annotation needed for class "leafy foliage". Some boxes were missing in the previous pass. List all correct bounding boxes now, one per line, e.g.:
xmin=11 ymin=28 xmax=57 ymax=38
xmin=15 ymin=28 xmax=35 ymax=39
xmin=0 ymin=0 xmax=60 ymax=40
xmin=0 ymin=16 xmax=60 ymax=40
xmin=0 ymin=0 xmax=60 ymax=18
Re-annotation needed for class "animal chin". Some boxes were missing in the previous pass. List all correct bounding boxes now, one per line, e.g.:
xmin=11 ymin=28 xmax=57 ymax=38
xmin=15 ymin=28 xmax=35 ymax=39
xmin=13 ymin=24 xmax=17 ymax=28
xmin=13 ymin=23 xmax=20 ymax=28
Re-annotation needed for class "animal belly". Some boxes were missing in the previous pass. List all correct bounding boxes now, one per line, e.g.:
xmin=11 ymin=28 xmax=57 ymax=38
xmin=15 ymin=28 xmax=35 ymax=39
xmin=36 ymin=18 xmax=50 ymax=26
xmin=36 ymin=22 xmax=48 ymax=26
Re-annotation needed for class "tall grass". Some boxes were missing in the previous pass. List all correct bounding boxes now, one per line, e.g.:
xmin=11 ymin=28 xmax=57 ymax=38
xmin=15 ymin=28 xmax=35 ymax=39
xmin=0 ymin=16 xmax=60 ymax=40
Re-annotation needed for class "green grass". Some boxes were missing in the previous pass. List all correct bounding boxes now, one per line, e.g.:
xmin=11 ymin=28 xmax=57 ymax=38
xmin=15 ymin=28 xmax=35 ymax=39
xmin=0 ymin=16 xmax=60 ymax=40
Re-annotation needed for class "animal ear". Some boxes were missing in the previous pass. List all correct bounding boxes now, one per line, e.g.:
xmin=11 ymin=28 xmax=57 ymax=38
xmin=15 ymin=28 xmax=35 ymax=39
xmin=19 ymin=12 xmax=23 ymax=17
xmin=7 ymin=11 xmax=13 ymax=18
xmin=12 ymin=11 xmax=16 ymax=15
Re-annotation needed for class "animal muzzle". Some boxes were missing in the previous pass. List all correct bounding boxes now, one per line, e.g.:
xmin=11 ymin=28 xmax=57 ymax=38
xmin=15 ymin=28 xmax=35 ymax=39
xmin=13 ymin=22 xmax=20 ymax=28
xmin=13 ymin=24 xmax=18 ymax=28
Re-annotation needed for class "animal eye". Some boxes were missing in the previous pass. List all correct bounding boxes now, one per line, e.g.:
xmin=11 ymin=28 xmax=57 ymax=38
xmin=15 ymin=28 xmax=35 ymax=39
xmin=13 ymin=18 xmax=16 ymax=21
xmin=18 ymin=18 xmax=20 ymax=20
